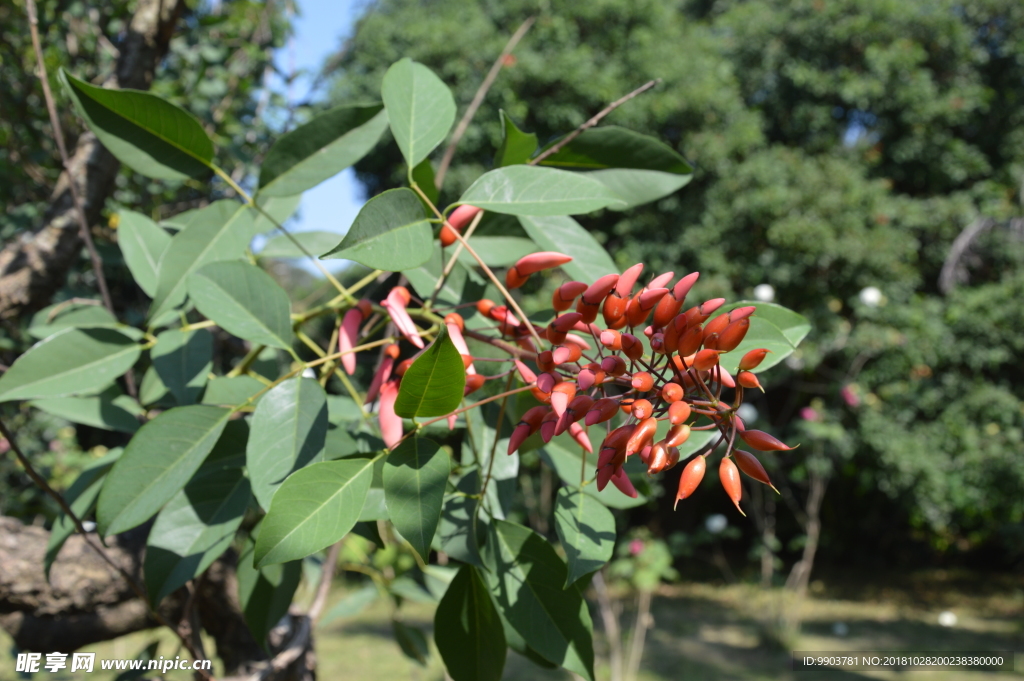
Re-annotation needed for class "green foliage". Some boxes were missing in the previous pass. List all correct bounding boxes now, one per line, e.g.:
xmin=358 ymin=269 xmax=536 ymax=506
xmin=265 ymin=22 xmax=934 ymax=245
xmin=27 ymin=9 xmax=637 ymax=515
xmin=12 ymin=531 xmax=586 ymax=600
xmin=394 ymin=327 xmax=466 ymax=417
xmin=554 ymin=488 xmax=616 ymax=588
xmin=320 ymin=188 xmax=433 ymax=269
xmin=383 ymin=437 xmax=450 ymax=561
xmin=188 ymin=261 xmax=295 ymax=349
xmin=458 ymin=165 xmax=625 ymax=215
xmin=381 ymin=58 xmax=457 ymax=169
xmin=434 ymin=565 xmax=506 ymax=681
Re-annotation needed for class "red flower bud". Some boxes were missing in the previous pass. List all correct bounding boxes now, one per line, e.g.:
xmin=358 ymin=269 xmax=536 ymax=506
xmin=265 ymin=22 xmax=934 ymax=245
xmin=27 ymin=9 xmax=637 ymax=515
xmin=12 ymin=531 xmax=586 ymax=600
xmin=737 ymin=370 xmax=763 ymax=391
xmin=675 ymin=455 xmax=706 ymax=509
xmin=668 ymin=401 xmax=691 ymax=425
xmin=550 ymin=381 xmax=577 ymax=416
xmin=665 ymin=423 xmax=691 ymax=448
xmin=616 ymin=263 xmax=644 ymax=297
xmin=739 ymin=429 xmax=796 ymax=451
xmin=585 ymin=397 xmax=620 ymax=426
xmin=647 ymin=442 xmax=669 ymax=475
xmin=553 ymin=281 xmax=588 ymax=311
xmin=733 ymin=449 xmax=777 ymax=492
xmin=631 ymin=398 xmax=654 ymax=420
xmin=719 ymin=457 xmax=745 ymax=515
xmin=601 ymin=355 xmax=627 ymax=376
xmin=626 ymin=417 xmax=658 ymax=456
xmin=692 ymin=349 xmax=723 ymax=371
xmin=716 ymin=318 xmax=750 ymax=352
xmin=738 ymin=348 xmax=770 ymax=371
xmin=631 ymin=371 xmax=654 ymax=393
xmin=621 ymin=334 xmax=643 ymax=361
xmin=661 ymin=382 xmax=683 ymax=403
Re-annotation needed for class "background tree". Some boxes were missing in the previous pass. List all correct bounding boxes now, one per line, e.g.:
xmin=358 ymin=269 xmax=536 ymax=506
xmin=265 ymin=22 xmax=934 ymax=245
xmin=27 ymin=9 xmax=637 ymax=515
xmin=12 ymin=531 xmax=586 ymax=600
xmin=328 ymin=0 xmax=1024 ymax=570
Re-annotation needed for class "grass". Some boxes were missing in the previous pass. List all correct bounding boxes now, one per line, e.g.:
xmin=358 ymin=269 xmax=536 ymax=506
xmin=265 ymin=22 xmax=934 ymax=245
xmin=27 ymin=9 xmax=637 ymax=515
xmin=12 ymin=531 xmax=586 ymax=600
xmin=2 ymin=570 xmax=1022 ymax=680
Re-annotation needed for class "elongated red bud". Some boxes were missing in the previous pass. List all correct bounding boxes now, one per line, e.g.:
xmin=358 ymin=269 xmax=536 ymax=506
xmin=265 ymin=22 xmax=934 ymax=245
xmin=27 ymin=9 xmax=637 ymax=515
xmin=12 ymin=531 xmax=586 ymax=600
xmin=703 ymin=313 xmax=730 ymax=339
xmin=715 ymin=366 xmax=736 ymax=389
xmin=562 ymin=333 xmax=591 ymax=351
xmin=653 ymin=292 xmax=684 ymax=328
xmin=383 ymin=286 xmax=424 ymax=349
xmin=733 ymin=449 xmax=777 ymax=492
xmin=692 ymin=349 xmax=722 ymax=371
xmin=610 ymin=467 xmax=638 ymax=498
xmin=601 ymin=355 xmax=627 ymax=376
xmin=582 ymin=273 xmax=620 ymax=304
xmin=514 ymin=359 xmax=536 ymax=384
xmin=506 ymin=266 xmax=530 ymax=289
xmin=510 ymin=251 xmax=572 ymax=281
xmin=602 ymin=293 xmax=628 ymax=325
xmin=447 ymin=319 xmax=475 ymax=375
xmin=729 ymin=305 xmax=756 ymax=322
xmin=639 ymin=287 xmax=669 ymax=310
xmin=508 ymin=406 xmax=550 ymax=455
xmin=631 ymin=371 xmax=654 ymax=393
xmin=720 ymin=457 xmax=745 ymax=515
xmin=737 ymin=370 xmax=763 ymax=391
xmin=677 ymin=325 xmax=704 ymax=357
xmin=339 ymin=307 xmax=364 ymax=375
xmin=661 ymin=382 xmax=683 ymax=403
xmin=666 ymin=446 xmax=680 ymax=470
xmin=668 ymin=401 xmax=691 ymax=425
xmin=665 ymin=423 xmax=691 ymax=448
xmin=553 ymin=281 xmax=588 ymax=311
xmin=738 ymin=348 xmax=771 ymax=371
xmin=621 ymin=334 xmax=643 ymax=361
xmin=555 ymin=395 xmax=594 ymax=435
xmin=600 ymin=329 xmax=622 ymax=350
xmin=647 ymin=442 xmax=669 ymax=475
xmin=673 ymin=272 xmax=700 ymax=300
xmin=616 ymin=264 xmax=644 ymax=297
xmin=568 ymin=421 xmax=593 ymax=453
xmin=536 ymin=372 xmax=557 ymax=394
xmin=675 ymin=455 xmax=706 ymax=509
xmin=379 ymin=379 xmax=403 ymax=449
xmin=365 ymin=343 xmax=400 ymax=404
xmin=631 ymin=398 xmax=654 ymax=420
xmin=716 ymin=318 xmax=750 ymax=352
xmin=552 ymin=344 xmax=582 ymax=365
xmin=551 ymin=312 xmax=583 ymax=332
xmin=448 ymin=204 xmax=482 ymax=231
xmin=464 ymin=373 xmax=486 ymax=396
xmin=540 ymin=409 xmax=559 ymax=443
xmin=550 ymin=381 xmax=577 ymax=416
xmin=650 ymin=333 xmax=668 ymax=354
xmin=537 ymin=350 xmax=556 ymax=373
xmin=585 ymin=397 xmax=620 ymax=426
xmin=648 ymin=272 xmax=674 ymax=290
xmin=626 ymin=417 xmax=658 ymax=456
xmin=700 ymin=298 xmax=726 ymax=317
xmin=596 ymin=462 xmax=615 ymax=491
xmin=739 ymin=429 xmax=797 ymax=451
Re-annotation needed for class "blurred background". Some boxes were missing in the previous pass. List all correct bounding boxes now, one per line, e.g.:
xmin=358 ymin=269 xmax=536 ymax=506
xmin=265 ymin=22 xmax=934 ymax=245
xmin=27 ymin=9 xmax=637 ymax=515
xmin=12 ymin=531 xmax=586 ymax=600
xmin=1 ymin=0 xmax=1022 ymax=678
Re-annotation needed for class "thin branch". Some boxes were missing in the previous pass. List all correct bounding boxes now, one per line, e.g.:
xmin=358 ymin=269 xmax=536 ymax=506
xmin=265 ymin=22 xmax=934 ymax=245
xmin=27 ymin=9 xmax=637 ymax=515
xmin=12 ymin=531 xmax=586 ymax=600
xmin=0 ymin=417 xmax=210 ymax=679
xmin=26 ymin=0 xmax=137 ymax=400
xmin=429 ymin=209 xmax=485 ymax=307
xmin=434 ymin=16 xmax=535 ymax=189
xmin=530 ymin=79 xmax=662 ymax=166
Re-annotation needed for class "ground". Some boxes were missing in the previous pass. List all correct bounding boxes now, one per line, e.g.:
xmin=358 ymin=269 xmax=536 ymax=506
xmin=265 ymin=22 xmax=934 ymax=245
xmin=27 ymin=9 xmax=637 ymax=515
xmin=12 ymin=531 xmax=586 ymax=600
xmin=2 ymin=570 xmax=1021 ymax=680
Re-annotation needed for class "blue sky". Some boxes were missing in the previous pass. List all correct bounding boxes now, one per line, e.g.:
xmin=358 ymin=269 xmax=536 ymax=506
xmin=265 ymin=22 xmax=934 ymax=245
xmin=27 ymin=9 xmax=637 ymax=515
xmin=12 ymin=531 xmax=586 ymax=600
xmin=259 ymin=0 xmax=370 ymax=271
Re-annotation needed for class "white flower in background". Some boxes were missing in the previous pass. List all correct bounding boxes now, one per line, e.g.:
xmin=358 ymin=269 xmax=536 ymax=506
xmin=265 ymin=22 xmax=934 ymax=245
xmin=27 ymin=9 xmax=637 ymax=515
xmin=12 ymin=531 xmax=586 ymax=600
xmin=302 ymin=367 xmax=317 ymax=379
xmin=705 ymin=514 xmax=728 ymax=534
xmin=938 ymin=611 xmax=958 ymax=627
xmin=737 ymin=403 xmax=759 ymax=424
xmin=859 ymin=286 xmax=883 ymax=307
xmin=753 ymin=283 xmax=775 ymax=302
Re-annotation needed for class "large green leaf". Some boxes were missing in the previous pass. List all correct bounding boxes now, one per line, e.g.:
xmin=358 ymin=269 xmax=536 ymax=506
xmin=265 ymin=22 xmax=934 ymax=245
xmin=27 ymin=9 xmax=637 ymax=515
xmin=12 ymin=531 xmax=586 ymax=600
xmin=383 ymin=437 xmax=450 ymax=561
xmin=380 ymin=58 xmax=455 ymax=169
xmin=259 ymin=104 xmax=388 ymax=196
xmin=494 ymin=111 xmax=538 ymax=167
xmin=251 ymin=194 xmax=303 ymax=235
xmin=483 ymin=520 xmax=596 ymax=681
xmin=434 ymin=565 xmax=506 ymax=681
xmin=254 ymin=457 xmax=375 ymax=567
xmin=117 ymin=210 xmax=172 ymax=297
xmin=237 ymin=532 xmax=302 ymax=646
xmin=150 ymin=201 xmax=256 ymax=320
xmin=31 ymin=385 xmax=140 ymax=433
xmin=540 ymin=440 xmax=648 ymax=509
xmin=0 ymin=328 xmax=140 ymax=403
xmin=247 ymin=377 xmax=329 ymax=510
xmin=394 ymin=326 xmax=465 ymax=418
xmin=538 ymin=126 xmax=693 ymax=210
xmin=259 ymin=231 xmax=340 ymax=259
xmin=60 ymin=70 xmax=213 ymax=180
xmin=519 ymin=215 xmax=617 ymax=284
xmin=96 ymin=405 xmax=231 ymax=536
xmin=554 ymin=488 xmax=616 ymax=588
xmin=393 ymin=620 xmax=431 ymax=666
xmin=151 ymin=328 xmax=212 ymax=406
xmin=44 ymin=449 xmax=122 ymax=579
xmin=28 ymin=302 xmax=119 ymax=340
xmin=144 ymin=460 xmax=250 ymax=604
xmin=188 ymin=261 xmax=294 ymax=350
xmin=436 ymin=470 xmax=485 ymax=567
xmin=319 ymin=584 xmax=379 ymax=626
xmin=458 ymin=166 xmax=625 ymax=216
xmin=320 ymin=188 xmax=432 ymax=270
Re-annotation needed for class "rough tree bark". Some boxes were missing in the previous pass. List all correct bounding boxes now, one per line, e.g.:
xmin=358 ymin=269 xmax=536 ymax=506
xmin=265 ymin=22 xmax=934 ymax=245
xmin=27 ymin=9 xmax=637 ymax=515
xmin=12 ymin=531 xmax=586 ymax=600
xmin=0 ymin=0 xmax=185 ymax=321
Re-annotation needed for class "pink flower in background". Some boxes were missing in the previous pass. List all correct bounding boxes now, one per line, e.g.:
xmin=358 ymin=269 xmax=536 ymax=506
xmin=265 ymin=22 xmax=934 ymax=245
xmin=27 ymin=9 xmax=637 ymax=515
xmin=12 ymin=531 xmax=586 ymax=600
xmin=800 ymin=407 xmax=820 ymax=421
xmin=629 ymin=539 xmax=645 ymax=556
xmin=841 ymin=385 xmax=861 ymax=407
xmin=0 ymin=438 xmax=8 ymax=454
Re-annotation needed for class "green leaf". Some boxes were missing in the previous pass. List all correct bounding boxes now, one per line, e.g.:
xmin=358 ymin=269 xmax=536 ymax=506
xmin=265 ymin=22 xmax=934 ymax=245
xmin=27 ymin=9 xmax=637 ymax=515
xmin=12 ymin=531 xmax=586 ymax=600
xmin=455 ymin=236 xmax=537 ymax=268
xmin=258 ymin=104 xmax=388 ymax=196
xmin=251 ymin=194 xmax=302 ymax=236
xmin=383 ymin=437 xmax=450 ymax=561
xmin=436 ymin=470 xmax=485 ymax=567
xmin=60 ymin=70 xmax=213 ymax=180
xmin=392 ymin=620 xmax=430 ymax=666
xmin=254 ymin=457 xmax=375 ymax=567
xmin=44 ymin=449 xmax=122 ymax=579
xmin=394 ymin=326 xmax=465 ymax=418
xmin=201 ymin=375 xmax=266 ymax=407
xmin=117 ymin=210 xmax=172 ymax=297
xmin=381 ymin=58 xmax=456 ymax=169
xmin=554 ymin=488 xmax=616 ymax=588
xmin=138 ymin=365 xmax=173 ymax=408
xmin=259 ymin=231 xmax=340 ymax=259
xmin=411 ymin=158 xmax=439 ymax=205
xmin=434 ymin=564 xmax=506 ymax=681
xmin=28 ymin=302 xmax=119 ymax=340
xmin=237 ymin=533 xmax=302 ymax=647
xmin=319 ymin=188 xmax=432 ymax=270
xmin=96 ymin=405 xmax=231 ymax=536
xmin=519 ymin=215 xmax=617 ymax=284
xmin=247 ymin=377 xmax=329 ymax=510
xmin=483 ymin=520 xmax=596 ymax=680
xmin=458 ymin=165 xmax=625 ymax=216
xmin=151 ymin=329 xmax=212 ymax=406
xmin=494 ymin=111 xmax=538 ymax=167
xmin=319 ymin=584 xmax=379 ymax=626
xmin=188 ymin=261 xmax=294 ymax=350
xmin=31 ymin=385 xmax=140 ymax=433
xmin=538 ymin=126 xmax=693 ymax=210
xmin=540 ymin=440 xmax=648 ymax=509
xmin=0 ymin=328 xmax=140 ymax=403
xmin=358 ymin=487 xmax=388 ymax=521
xmin=144 ymin=462 xmax=250 ymax=604
xmin=150 ymin=201 xmax=256 ymax=320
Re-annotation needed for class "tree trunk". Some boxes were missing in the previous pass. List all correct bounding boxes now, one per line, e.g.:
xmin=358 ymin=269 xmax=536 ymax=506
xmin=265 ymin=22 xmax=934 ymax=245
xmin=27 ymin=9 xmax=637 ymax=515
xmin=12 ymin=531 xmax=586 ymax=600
xmin=0 ymin=0 xmax=185 ymax=321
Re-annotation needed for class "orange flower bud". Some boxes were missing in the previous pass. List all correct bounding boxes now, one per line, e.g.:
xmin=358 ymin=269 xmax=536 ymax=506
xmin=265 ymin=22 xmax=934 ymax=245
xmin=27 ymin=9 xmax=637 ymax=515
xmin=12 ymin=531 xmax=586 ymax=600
xmin=738 ymin=348 xmax=771 ymax=371
xmin=661 ymin=382 xmax=683 ymax=403
xmin=675 ymin=455 xmax=706 ymax=509
xmin=631 ymin=371 xmax=654 ymax=393
xmin=733 ymin=449 xmax=777 ymax=492
xmin=631 ymin=398 xmax=654 ymax=420
xmin=739 ymin=429 xmax=797 ymax=451
xmin=668 ymin=401 xmax=691 ymax=425
xmin=719 ymin=457 xmax=745 ymax=515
